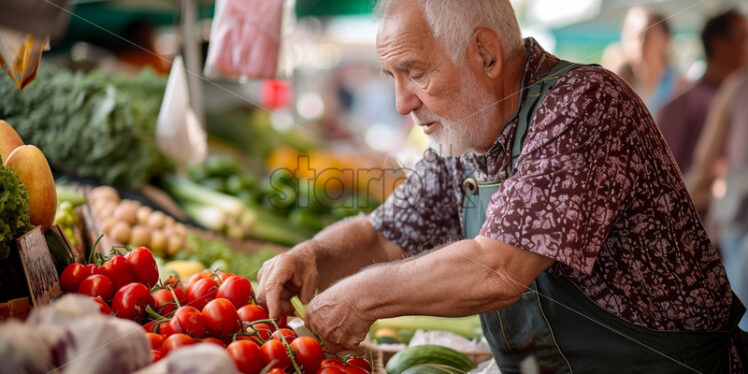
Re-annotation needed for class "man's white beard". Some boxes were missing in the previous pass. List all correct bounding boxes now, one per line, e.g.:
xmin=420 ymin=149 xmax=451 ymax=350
xmin=411 ymin=71 xmax=497 ymax=158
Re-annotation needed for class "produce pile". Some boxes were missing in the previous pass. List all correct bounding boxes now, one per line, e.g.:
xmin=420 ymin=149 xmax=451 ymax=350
xmin=0 ymin=65 xmax=170 ymax=188
xmin=57 ymin=246 xmax=373 ymax=374
xmin=160 ymin=154 xmax=374 ymax=247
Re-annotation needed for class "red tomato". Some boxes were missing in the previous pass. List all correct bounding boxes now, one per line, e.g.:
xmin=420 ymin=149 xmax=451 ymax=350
xmin=248 ymin=322 xmax=273 ymax=340
xmin=226 ymin=340 xmax=266 ymax=374
xmin=237 ymin=304 xmax=268 ymax=324
xmin=146 ymin=333 xmax=165 ymax=349
xmin=61 ymin=263 xmax=92 ymax=293
xmin=218 ymin=272 xmax=235 ymax=283
xmin=201 ymin=337 xmax=226 ymax=348
xmin=162 ymin=333 xmax=195 ymax=355
xmin=345 ymin=357 xmax=372 ymax=372
xmin=152 ymin=288 xmax=185 ymax=316
xmin=186 ymin=277 xmax=218 ymax=310
xmin=151 ymin=349 xmax=164 ymax=363
xmin=92 ymin=297 xmax=111 ymax=315
xmin=216 ymin=275 xmax=253 ymax=309
xmin=156 ymin=320 xmax=176 ymax=336
xmin=78 ymin=274 xmax=114 ymax=300
xmin=291 ymin=337 xmax=324 ymax=374
xmin=267 ymin=369 xmax=285 ymax=374
xmin=321 ymin=358 xmax=343 ymax=366
xmin=235 ymin=334 xmax=265 ymax=345
xmin=111 ymin=283 xmax=155 ymax=321
xmin=185 ymin=269 xmax=214 ymax=290
xmin=202 ymin=298 xmax=240 ymax=337
xmin=333 ymin=364 xmax=368 ymax=374
xmin=98 ymin=255 xmax=134 ymax=290
xmin=169 ymin=306 xmax=206 ymax=338
xmin=318 ymin=367 xmax=345 ymax=374
xmin=126 ymin=247 xmax=159 ymax=287
xmin=85 ymin=264 xmax=99 ymax=275
xmin=143 ymin=320 xmax=157 ymax=333
xmin=271 ymin=328 xmax=297 ymax=343
xmin=261 ymin=339 xmax=291 ymax=370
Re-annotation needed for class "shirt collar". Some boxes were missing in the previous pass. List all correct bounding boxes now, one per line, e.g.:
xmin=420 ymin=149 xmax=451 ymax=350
xmin=460 ymin=37 xmax=558 ymax=183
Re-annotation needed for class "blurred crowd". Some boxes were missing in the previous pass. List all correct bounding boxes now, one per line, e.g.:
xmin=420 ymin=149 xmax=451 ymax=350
xmin=602 ymin=7 xmax=748 ymax=327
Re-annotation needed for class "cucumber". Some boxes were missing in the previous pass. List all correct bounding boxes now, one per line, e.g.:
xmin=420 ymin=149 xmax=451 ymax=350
xmin=385 ymin=345 xmax=475 ymax=374
xmin=402 ymin=364 xmax=468 ymax=374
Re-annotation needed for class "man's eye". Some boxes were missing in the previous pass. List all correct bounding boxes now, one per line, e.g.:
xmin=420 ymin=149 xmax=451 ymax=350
xmin=409 ymin=72 xmax=425 ymax=80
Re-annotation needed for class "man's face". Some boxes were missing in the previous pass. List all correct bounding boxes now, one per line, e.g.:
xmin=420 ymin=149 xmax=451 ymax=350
xmin=376 ymin=2 xmax=499 ymax=157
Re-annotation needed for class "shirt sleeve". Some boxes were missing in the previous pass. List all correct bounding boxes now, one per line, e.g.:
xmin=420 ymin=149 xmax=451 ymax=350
xmin=369 ymin=149 xmax=463 ymax=255
xmin=481 ymin=67 xmax=645 ymax=275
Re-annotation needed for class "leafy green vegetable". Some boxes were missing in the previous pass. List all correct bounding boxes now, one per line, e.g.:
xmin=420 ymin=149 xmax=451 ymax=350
xmin=0 ymin=65 xmax=170 ymax=188
xmin=0 ymin=165 xmax=33 ymax=260
xmin=185 ymin=233 xmax=277 ymax=281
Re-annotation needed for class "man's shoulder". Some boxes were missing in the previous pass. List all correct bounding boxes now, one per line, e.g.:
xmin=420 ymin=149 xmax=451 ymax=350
xmin=553 ymin=64 xmax=633 ymax=100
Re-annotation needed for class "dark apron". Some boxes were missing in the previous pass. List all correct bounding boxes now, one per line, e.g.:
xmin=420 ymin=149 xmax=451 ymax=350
xmin=461 ymin=60 xmax=747 ymax=373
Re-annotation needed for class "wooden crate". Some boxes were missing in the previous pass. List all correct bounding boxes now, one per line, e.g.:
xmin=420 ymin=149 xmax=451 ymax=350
xmin=362 ymin=340 xmax=493 ymax=373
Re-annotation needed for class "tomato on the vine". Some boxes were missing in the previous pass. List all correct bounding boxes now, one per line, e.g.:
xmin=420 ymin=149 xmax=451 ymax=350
xmin=237 ymin=304 xmax=269 ymax=324
xmin=78 ymin=274 xmax=114 ymax=300
xmin=226 ymin=340 xmax=266 ymax=374
xmin=146 ymin=333 xmax=165 ymax=349
xmin=321 ymin=358 xmax=343 ymax=366
xmin=201 ymin=337 xmax=226 ymax=348
xmin=216 ymin=275 xmax=253 ymax=309
xmin=161 ymin=333 xmax=195 ymax=355
xmin=271 ymin=328 xmax=297 ymax=343
xmin=61 ymin=263 xmax=93 ymax=293
xmin=126 ymin=247 xmax=159 ymax=287
xmin=169 ymin=306 xmax=206 ymax=338
xmin=218 ymin=272 xmax=235 ymax=283
xmin=202 ymin=298 xmax=240 ymax=337
xmin=345 ymin=357 xmax=372 ymax=372
xmin=247 ymin=322 xmax=273 ymax=340
xmin=267 ymin=369 xmax=285 ymax=374
xmin=111 ymin=282 xmax=155 ymax=321
xmin=98 ymin=255 xmax=134 ymax=290
xmin=151 ymin=349 xmax=165 ymax=363
xmin=290 ymin=336 xmax=324 ymax=374
xmin=185 ymin=277 xmax=218 ymax=310
xmin=260 ymin=339 xmax=291 ymax=370
xmin=185 ymin=269 xmax=214 ymax=290
xmin=318 ymin=367 xmax=345 ymax=374
xmin=85 ymin=264 xmax=99 ymax=275
xmin=152 ymin=288 xmax=185 ymax=316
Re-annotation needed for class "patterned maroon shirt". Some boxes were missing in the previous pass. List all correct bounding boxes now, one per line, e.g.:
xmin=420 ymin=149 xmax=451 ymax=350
xmin=370 ymin=38 xmax=734 ymax=332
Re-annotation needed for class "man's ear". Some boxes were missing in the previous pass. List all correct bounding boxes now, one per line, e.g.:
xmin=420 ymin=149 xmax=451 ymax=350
xmin=471 ymin=28 xmax=503 ymax=79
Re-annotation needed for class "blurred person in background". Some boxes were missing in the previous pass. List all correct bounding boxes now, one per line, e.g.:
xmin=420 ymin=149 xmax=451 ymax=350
xmin=688 ymin=69 xmax=748 ymax=333
xmin=658 ymin=9 xmax=748 ymax=176
xmin=619 ymin=7 xmax=688 ymax=115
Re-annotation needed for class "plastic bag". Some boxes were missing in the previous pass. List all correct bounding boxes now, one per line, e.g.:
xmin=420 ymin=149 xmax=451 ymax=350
xmin=204 ymin=0 xmax=294 ymax=79
xmin=0 ymin=27 xmax=49 ymax=89
xmin=156 ymin=55 xmax=207 ymax=168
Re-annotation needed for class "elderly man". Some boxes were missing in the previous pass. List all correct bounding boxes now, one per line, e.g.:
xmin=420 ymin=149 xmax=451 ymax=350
xmin=257 ymin=0 xmax=745 ymax=372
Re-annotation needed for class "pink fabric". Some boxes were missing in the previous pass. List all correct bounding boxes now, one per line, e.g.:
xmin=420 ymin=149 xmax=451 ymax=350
xmin=370 ymin=38 xmax=734 ymax=333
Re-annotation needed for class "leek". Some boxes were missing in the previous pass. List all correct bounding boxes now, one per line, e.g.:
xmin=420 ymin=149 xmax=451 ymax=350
xmin=370 ymin=315 xmax=483 ymax=340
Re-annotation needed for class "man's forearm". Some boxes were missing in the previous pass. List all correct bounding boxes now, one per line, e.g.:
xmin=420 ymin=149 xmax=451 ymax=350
xmin=308 ymin=214 xmax=405 ymax=289
xmin=337 ymin=236 xmax=554 ymax=319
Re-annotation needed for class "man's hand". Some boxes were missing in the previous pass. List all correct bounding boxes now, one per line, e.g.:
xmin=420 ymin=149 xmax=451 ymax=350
xmin=256 ymin=241 xmax=320 ymax=319
xmin=305 ymin=277 xmax=376 ymax=352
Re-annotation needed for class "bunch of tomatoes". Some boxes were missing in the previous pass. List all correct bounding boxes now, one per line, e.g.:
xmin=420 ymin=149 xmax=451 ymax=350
xmin=59 ymin=247 xmax=372 ymax=374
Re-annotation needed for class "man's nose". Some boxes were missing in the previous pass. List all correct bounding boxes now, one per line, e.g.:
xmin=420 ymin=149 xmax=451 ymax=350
xmin=394 ymin=80 xmax=422 ymax=115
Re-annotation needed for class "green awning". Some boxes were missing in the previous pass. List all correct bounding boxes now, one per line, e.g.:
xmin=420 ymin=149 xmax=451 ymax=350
xmin=296 ymin=0 xmax=375 ymax=17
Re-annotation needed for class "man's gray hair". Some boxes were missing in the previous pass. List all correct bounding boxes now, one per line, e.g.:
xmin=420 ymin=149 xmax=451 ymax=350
xmin=374 ymin=0 xmax=524 ymax=62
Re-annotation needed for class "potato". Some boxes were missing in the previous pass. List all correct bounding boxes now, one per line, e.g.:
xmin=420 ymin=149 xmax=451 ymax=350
xmin=164 ymin=215 xmax=175 ymax=227
xmin=150 ymin=230 xmax=167 ymax=254
xmin=173 ymin=223 xmax=187 ymax=238
xmin=100 ymin=218 xmax=116 ymax=236
xmin=91 ymin=186 xmax=120 ymax=204
xmin=130 ymin=225 xmax=152 ymax=247
xmin=147 ymin=211 xmax=166 ymax=230
xmin=114 ymin=201 xmax=140 ymax=225
xmin=136 ymin=206 xmax=153 ymax=225
xmin=166 ymin=236 xmax=184 ymax=257
xmin=110 ymin=221 xmax=131 ymax=244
